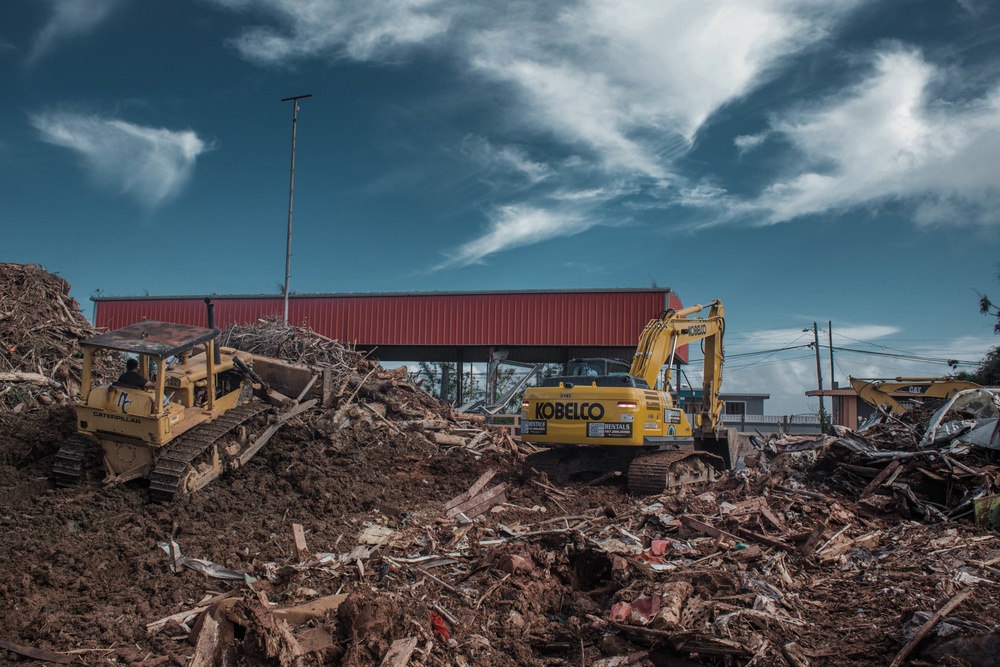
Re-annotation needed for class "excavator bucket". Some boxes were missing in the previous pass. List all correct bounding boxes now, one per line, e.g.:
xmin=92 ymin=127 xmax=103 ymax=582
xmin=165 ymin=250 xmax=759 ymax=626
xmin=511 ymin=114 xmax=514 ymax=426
xmin=695 ymin=428 xmax=747 ymax=470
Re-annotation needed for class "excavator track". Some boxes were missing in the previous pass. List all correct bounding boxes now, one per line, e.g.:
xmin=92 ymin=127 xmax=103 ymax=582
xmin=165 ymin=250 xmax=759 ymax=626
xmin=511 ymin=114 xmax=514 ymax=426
xmin=148 ymin=403 xmax=272 ymax=502
xmin=522 ymin=446 xmax=642 ymax=484
xmin=52 ymin=434 xmax=95 ymax=487
xmin=627 ymin=449 xmax=719 ymax=496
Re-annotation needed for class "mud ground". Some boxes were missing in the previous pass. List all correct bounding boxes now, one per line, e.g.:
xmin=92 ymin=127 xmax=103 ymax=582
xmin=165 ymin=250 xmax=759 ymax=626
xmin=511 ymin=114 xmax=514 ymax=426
xmin=2 ymin=403 xmax=999 ymax=667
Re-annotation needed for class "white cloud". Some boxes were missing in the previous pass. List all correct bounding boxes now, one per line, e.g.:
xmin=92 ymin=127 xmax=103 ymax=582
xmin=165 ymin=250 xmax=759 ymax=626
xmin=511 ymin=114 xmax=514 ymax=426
xmin=209 ymin=1 xmax=863 ymax=257
xmin=31 ymin=111 xmax=209 ymax=208
xmin=734 ymin=132 xmax=769 ymax=156
xmin=743 ymin=47 xmax=1000 ymax=226
xmin=434 ymin=204 xmax=596 ymax=269
xmin=461 ymin=136 xmax=553 ymax=185
xmin=28 ymin=0 xmax=124 ymax=65
xmin=206 ymin=0 xmax=450 ymax=64
xmin=205 ymin=1 xmax=1000 ymax=254
xmin=467 ymin=1 xmax=860 ymax=179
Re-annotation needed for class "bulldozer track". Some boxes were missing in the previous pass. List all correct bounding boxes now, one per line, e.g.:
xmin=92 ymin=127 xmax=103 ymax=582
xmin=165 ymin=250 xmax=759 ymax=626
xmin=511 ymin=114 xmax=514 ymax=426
xmin=148 ymin=403 xmax=272 ymax=502
xmin=627 ymin=449 xmax=717 ymax=496
xmin=52 ymin=435 xmax=94 ymax=487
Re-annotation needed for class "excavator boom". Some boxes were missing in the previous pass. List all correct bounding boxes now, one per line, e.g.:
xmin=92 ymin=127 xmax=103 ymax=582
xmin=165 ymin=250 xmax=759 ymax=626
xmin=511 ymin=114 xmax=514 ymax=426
xmin=629 ymin=300 xmax=725 ymax=434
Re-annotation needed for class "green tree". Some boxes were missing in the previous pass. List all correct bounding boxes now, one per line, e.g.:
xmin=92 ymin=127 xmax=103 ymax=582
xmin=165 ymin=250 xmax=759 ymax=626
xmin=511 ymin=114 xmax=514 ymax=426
xmin=415 ymin=362 xmax=486 ymax=406
xmin=958 ymin=270 xmax=1000 ymax=385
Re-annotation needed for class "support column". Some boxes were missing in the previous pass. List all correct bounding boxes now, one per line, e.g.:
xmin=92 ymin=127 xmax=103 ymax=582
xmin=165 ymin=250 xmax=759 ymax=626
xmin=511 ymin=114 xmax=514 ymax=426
xmin=456 ymin=348 xmax=465 ymax=406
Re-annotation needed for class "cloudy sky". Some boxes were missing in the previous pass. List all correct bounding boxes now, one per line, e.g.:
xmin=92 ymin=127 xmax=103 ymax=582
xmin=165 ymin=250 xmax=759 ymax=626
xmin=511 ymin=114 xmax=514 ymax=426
xmin=3 ymin=0 xmax=1000 ymax=413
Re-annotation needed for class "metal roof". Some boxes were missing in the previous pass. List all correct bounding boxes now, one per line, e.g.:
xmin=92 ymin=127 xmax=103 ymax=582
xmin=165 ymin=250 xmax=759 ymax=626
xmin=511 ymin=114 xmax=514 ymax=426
xmin=82 ymin=321 xmax=219 ymax=358
xmin=93 ymin=287 xmax=674 ymax=301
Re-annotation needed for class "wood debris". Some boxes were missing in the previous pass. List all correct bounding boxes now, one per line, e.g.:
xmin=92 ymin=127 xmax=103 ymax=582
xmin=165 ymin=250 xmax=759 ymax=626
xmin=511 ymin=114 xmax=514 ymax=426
xmin=0 ymin=263 xmax=999 ymax=666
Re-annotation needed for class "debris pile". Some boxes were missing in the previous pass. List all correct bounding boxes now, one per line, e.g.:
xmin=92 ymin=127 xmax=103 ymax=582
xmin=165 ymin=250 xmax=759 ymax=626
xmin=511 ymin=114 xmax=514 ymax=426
xmin=0 ymin=263 xmax=118 ymax=411
xmin=221 ymin=317 xmax=368 ymax=368
xmin=0 ymin=264 xmax=998 ymax=666
xmin=759 ymin=391 xmax=1000 ymax=529
xmin=221 ymin=317 xmax=521 ymax=460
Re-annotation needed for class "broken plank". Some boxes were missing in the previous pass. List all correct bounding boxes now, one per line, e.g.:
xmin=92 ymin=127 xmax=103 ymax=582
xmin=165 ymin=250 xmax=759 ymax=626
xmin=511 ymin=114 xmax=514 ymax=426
xmin=759 ymin=506 xmax=790 ymax=533
xmin=446 ymin=482 xmax=507 ymax=518
xmin=734 ymin=527 xmax=796 ymax=553
xmin=859 ymin=459 xmax=901 ymax=499
xmin=680 ymin=515 xmax=742 ymax=544
xmin=461 ymin=488 xmax=507 ymax=520
xmin=292 ymin=523 xmax=309 ymax=562
xmin=722 ymin=497 xmax=768 ymax=516
xmin=187 ymin=612 xmax=221 ymax=667
xmin=0 ymin=640 xmax=75 ymax=664
xmin=443 ymin=469 xmax=497 ymax=511
xmin=888 ymin=589 xmax=973 ymax=667
xmin=380 ymin=637 xmax=418 ymax=666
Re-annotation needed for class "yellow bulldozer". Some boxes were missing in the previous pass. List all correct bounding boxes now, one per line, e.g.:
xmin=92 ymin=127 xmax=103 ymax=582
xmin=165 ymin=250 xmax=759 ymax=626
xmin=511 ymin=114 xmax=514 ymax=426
xmin=54 ymin=304 xmax=314 ymax=501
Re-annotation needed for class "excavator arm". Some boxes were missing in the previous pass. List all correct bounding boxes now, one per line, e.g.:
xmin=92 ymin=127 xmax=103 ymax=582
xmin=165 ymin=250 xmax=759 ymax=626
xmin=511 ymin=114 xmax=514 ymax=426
xmin=850 ymin=377 xmax=982 ymax=416
xmin=629 ymin=300 xmax=725 ymax=433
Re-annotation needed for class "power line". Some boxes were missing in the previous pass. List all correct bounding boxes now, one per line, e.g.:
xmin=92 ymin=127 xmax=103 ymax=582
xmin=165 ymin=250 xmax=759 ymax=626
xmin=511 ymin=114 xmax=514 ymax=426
xmin=833 ymin=346 xmax=979 ymax=366
xmin=726 ymin=343 xmax=812 ymax=359
xmin=726 ymin=354 xmax=815 ymax=372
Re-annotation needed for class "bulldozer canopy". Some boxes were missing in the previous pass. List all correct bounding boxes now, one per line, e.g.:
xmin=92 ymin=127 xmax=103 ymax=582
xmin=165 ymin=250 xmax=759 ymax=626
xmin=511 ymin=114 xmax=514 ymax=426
xmin=82 ymin=321 xmax=219 ymax=358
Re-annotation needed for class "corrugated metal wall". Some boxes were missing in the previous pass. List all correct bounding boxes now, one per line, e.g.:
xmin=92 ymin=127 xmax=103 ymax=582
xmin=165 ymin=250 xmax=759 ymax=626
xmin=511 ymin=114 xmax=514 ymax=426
xmin=93 ymin=289 xmax=686 ymax=353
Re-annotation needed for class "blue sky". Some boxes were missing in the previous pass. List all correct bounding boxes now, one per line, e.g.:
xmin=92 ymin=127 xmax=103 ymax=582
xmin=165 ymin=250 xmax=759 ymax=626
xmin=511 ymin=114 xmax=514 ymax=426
xmin=3 ymin=0 xmax=1000 ymax=413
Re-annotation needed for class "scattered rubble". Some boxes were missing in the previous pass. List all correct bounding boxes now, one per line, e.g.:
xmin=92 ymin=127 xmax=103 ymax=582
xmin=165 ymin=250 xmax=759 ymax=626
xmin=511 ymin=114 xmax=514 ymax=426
xmin=0 ymin=263 xmax=999 ymax=666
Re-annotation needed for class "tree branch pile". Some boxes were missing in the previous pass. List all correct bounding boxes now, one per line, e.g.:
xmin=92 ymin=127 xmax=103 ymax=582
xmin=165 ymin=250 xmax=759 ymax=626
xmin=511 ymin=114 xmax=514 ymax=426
xmin=0 ymin=263 xmax=118 ymax=412
xmin=221 ymin=318 xmax=521 ymax=460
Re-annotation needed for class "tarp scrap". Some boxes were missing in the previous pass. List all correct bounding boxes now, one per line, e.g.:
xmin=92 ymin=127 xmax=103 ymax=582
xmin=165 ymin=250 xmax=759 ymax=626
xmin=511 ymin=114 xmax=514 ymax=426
xmin=157 ymin=540 xmax=246 ymax=580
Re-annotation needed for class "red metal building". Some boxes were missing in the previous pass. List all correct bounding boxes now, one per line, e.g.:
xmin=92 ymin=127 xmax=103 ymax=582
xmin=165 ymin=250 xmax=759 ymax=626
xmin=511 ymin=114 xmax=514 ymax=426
xmin=93 ymin=288 xmax=688 ymax=366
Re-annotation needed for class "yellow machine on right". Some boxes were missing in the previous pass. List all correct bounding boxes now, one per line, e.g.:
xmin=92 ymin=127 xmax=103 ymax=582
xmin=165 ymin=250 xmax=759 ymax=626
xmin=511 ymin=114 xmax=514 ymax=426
xmin=849 ymin=377 xmax=983 ymax=416
xmin=520 ymin=299 xmax=743 ymax=495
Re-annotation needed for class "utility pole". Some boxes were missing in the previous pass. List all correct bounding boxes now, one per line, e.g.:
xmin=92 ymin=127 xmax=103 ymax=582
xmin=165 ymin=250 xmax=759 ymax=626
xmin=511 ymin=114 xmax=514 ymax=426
xmin=827 ymin=321 xmax=835 ymax=388
xmin=811 ymin=322 xmax=829 ymax=432
xmin=828 ymin=320 xmax=836 ymax=424
xmin=281 ymin=93 xmax=312 ymax=325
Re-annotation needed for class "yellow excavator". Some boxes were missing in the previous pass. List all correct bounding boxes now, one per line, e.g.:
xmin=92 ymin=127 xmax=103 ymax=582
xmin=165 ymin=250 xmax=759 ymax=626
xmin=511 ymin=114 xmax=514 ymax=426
xmin=54 ymin=301 xmax=315 ymax=501
xmin=849 ymin=377 xmax=983 ymax=416
xmin=520 ymin=300 xmax=742 ymax=495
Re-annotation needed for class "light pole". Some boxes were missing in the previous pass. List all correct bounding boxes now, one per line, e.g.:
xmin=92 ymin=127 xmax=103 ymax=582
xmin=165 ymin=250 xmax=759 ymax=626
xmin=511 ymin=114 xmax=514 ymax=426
xmin=281 ymin=93 xmax=311 ymax=325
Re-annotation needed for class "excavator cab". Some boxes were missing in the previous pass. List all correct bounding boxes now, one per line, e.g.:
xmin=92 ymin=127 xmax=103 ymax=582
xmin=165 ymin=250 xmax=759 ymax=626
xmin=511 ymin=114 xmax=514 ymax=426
xmin=565 ymin=358 xmax=631 ymax=378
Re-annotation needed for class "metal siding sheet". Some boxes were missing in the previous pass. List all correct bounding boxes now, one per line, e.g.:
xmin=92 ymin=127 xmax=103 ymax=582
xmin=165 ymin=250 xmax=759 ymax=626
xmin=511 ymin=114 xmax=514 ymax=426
xmin=94 ymin=290 xmax=690 ymax=362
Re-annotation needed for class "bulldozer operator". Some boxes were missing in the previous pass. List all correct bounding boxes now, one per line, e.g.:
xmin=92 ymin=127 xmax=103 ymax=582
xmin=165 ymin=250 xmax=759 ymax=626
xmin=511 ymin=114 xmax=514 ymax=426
xmin=116 ymin=358 xmax=154 ymax=390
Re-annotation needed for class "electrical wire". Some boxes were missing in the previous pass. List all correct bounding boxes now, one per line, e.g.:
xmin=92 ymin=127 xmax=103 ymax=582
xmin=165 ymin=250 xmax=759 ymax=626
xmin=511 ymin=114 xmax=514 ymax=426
xmin=725 ymin=354 xmax=816 ymax=372
xmin=833 ymin=345 xmax=979 ymax=366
